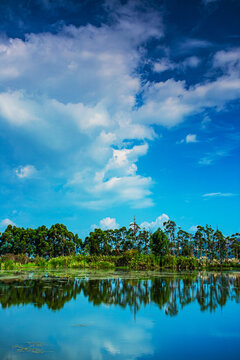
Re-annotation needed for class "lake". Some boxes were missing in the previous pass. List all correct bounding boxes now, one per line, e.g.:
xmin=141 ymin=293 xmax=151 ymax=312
xmin=0 ymin=270 xmax=239 ymax=359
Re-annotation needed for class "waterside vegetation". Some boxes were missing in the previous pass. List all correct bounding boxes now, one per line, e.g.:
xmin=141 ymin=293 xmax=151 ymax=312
xmin=0 ymin=220 xmax=239 ymax=271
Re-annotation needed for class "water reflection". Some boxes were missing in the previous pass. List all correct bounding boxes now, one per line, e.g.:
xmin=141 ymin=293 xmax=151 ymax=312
xmin=0 ymin=272 xmax=239 ymax=316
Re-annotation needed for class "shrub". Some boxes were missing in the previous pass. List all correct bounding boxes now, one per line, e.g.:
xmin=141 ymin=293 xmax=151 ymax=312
xmin=34 ymin=257 xmax=47 ymax=267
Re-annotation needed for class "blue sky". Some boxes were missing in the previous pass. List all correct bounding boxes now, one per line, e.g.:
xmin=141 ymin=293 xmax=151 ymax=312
xmin=0 ymin=0 xmax=239 ymax=237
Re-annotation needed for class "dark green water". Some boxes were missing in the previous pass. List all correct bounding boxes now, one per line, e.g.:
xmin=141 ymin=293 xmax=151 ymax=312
xmin=0 ymin=270 xmax=239 ymax=359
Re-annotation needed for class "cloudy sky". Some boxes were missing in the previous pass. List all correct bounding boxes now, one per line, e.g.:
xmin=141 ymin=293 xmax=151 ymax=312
xmin=0 ymin=0 xmax=239 ymax=236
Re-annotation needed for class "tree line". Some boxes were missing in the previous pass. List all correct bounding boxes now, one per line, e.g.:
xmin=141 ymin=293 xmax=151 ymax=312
xmin=0 ymin=219 xmax=239 ymax=261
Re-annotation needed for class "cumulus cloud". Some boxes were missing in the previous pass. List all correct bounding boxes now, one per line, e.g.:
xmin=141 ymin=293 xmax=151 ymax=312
xmin=178 ymin=134 xmax=198 ymax=144
xmin=0 ymin=218 xmax=16 ymax=227
xmin=140 ymin=214 xmax=169 ymax=231
xmin=213 ymin=48 xmax=240 ymax=74
xmin=15 ymin=165 xmax=37 ymax=178
xmin=0 ymin=1 xmax=239 ymax=210
xmin=91 ymin=217 xmax=119 ymax=231
xmin=186 ymin=134 xmax=198 ymax=143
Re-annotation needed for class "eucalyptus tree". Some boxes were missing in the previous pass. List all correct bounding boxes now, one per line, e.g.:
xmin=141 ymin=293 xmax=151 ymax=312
xmin=204 ymin=225 xmax=215 ymax=260
xmin=105 ymin=229 xmax=115 ymax=254
xmin=163 ymin=220 xmax=177 ymax=256
xmin=138 ymin=228 xmax=150 ymax=254
xmin=177 ymin=229 xmax=191 ymax=256
xmin=225 ymin=236 xmax=231 ymax=261
xmin=129 ymin=217 xmax=140 ymax=249
xmin=213 ymin=229 xmax=226 ymax=262
xmin=47 ymin=223 xmax=76 ymax=257
xmin=113 ymin=228 xmax=122 ymax=255
xmin=230 ymin=233 xmax=240 ymax=260
xmin=84 ymin=228 xmax=107 ymax=255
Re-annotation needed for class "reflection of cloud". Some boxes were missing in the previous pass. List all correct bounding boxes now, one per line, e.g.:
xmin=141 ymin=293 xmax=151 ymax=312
xmin=104 ymin=341 xmax=120 ymax=355
xmin=58 ymin=312 xmax=154 ymax=360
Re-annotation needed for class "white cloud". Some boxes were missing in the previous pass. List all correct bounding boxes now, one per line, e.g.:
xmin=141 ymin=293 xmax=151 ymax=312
xmin=15 ymin=165 xmax=37 ymax=178
xmin=178 ymin=134 xmax=198 ymax=144
xmin=153 ymin=58 xmax=176 ymax=73
xmin=213 ymin=48 xmax=240 ymax=74
xmin=0 ymin=3 xmax=239 ymax=210
xmin=0 ymin=91 xmax=39 ymax=125
xmin=178 ymin=38 xmax=212 ymax=53
xmin=67 ymin=143 xmax=153 ymax=209
xmin=182 ymin=56 xmax=201 ymax=68
xmin=0 ymin=218 xmax=16 ymax=227
xmin=91 ymin=217 xmax=119 ymax=231
xmin=104 ymin=342 xmax=120 ymax=355
xmin=201 ymin=115 xmax=211 ymax=129
xmin=100 ymin=217 xmax=119 ymax=230
xmin=140 ymin=214 xmax=169 ymax=231
xmin=189 ymin=225 xmax=198 ymax=233
xmin=186 ymin=134 xmax=198 ymax=143
xmin=203 ymin=192 xmax=236 ymax=197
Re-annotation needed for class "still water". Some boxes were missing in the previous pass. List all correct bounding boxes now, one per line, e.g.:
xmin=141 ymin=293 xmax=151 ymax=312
xmin=0 ymin=270 xmax=239 ymax=360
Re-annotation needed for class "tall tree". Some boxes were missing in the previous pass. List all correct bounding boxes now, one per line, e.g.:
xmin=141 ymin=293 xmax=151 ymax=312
xmin=163 ymin=220 xmax=177 ymax=256
xmin=150 ymin=228 xmax=169 ymax=256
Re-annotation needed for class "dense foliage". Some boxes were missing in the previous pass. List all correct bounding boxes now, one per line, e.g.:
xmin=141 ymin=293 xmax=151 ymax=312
xmin=0 ymin=223 xmax=82 ymax=258
xmin=0 ymin=220 xmax=239 ymax=266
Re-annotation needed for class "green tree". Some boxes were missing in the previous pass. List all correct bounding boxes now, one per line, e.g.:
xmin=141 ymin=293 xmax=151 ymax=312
xmin=150 ymin=228 xmax=169 ymax=256
xmin=163 ymin=220 xmax=177 ymax=256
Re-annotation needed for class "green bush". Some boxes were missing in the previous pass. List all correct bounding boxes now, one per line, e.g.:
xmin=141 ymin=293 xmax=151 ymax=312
xmin=3 ymin=259 xmax=15 ymax=270
xmin=34 ymin=257 xmax=47 ymax=267
xmin=90 ymin=261 xmax=115 ymax=269
xmin=161 ymin=255 xmax=177 ymax=268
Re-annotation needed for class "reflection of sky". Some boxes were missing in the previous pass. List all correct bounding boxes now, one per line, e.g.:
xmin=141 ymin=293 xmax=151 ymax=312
xmin=0 ymin=282 xmax=240 ymax=359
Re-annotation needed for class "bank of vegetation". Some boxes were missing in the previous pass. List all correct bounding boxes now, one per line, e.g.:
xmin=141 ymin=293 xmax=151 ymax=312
xmin=0 ymin=220 xmax=239 ymax=271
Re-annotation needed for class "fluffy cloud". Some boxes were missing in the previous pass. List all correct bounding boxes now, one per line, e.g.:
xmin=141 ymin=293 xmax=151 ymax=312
xmin=91 ymin=217 xmax=119 ymax=231
xmin=153 ymin=58 xmax=176 ymax=73
xmin=178 ymin=134 xmax=198 ymax=144
xmin=15 ymin=165 xmax=37 ymax=178
xmin=0 ymin=218 xmax=16 ymax=227
xmin=0 ymin=1 xmax=239 ymax=210
xmin=186 ymin=134 xmax=198 ymax=143
xmin=140 ymin=214 xmax=169 ymax=231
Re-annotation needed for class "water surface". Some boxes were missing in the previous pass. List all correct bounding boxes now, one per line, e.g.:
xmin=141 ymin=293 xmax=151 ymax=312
xmin=0 ymin=270 xmax=239 ymax=359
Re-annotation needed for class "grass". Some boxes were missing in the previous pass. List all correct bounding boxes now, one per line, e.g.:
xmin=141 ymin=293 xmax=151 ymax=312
xmin=0 ymin=253 xmax=239 ymax=271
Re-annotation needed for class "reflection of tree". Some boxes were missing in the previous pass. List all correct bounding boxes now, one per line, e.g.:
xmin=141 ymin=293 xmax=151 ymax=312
xmin=0 ymin=273 xmax=239 ymax=316
xmin=0 ymin=276 xmax=82 ymax=310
